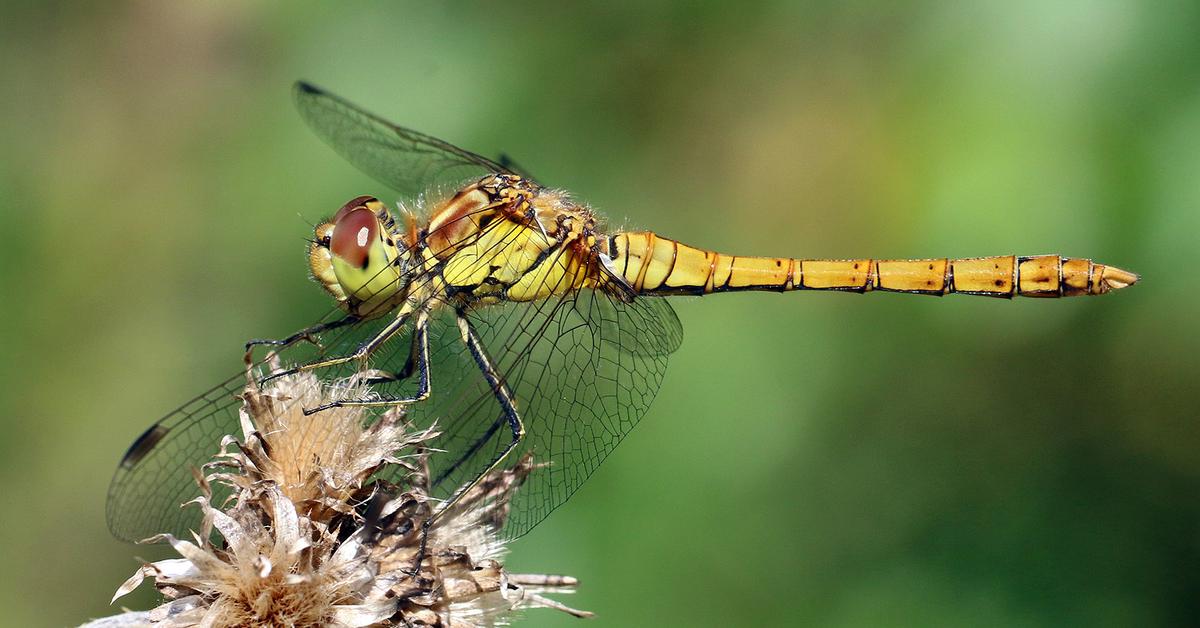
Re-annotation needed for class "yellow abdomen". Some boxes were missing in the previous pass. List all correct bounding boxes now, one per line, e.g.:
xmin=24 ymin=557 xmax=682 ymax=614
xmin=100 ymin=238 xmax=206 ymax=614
xmin=609 ymin=232 xmax=1138 ymax=298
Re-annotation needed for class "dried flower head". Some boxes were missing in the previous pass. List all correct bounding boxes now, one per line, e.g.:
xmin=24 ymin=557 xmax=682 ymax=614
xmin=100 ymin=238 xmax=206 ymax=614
xmin=104 ymin=356 xmax=591 ymax=627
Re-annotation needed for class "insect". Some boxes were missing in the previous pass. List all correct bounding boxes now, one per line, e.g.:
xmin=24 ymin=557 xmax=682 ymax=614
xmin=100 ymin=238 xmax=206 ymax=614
xmin=107 ymin=81 xmax=1138 ymax=543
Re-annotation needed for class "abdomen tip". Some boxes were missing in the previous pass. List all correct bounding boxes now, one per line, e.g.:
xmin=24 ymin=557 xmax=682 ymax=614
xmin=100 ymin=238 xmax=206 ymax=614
xmin=1100 ymin=265 xmax=1139 ymax=292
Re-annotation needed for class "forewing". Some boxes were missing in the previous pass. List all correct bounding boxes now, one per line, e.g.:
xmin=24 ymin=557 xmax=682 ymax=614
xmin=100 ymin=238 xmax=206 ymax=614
xmin=294 ymin=81 xmax=523 ymax=199
xmin=110 ymin=205 xmax=681 ymax=543
xmin=105 ymin=309 xmax=413 ymax=543
xmin=106 ymin=371 xmax=245 ymax=543
xmin=396 ymin=272 xmax=683 ymax=540
xmin=107 ymin=201 xmax=508 ymax=543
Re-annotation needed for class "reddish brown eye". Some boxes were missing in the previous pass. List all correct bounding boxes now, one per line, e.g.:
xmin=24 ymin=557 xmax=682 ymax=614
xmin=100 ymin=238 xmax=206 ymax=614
xmin=331 ymin=207 xmax=378 ymax=268
xmin=333 ymin=195 xmax=379 ymax=223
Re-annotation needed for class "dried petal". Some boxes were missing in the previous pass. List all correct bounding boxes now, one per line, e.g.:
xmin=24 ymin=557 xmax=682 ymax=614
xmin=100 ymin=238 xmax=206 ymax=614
xmin=106 ymin=363 xmax=587 ymax=626
xmin=111 ymin=566 xmax=151 ymax=603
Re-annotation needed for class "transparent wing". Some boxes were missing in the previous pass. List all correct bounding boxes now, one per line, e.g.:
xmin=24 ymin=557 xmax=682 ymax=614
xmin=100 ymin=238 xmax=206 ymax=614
xmin=105 ymin=309 xmax=415 ymax=543
xmin=378 ymin=265 xmax=683 ymax=540
xmin=294 ymin=81 xmax=529 ymax=198
xmin=105 ymin=199 xmax=500 ymax=542
xmin=109 ymin=207 xmax=681 ymax=543
xmin=106 ymin=371 xmax=244 ymax=542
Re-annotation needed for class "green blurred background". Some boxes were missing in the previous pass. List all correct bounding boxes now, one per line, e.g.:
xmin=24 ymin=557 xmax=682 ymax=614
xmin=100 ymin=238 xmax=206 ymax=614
xmin=2 ymin=2 xmax=1197 ymax=626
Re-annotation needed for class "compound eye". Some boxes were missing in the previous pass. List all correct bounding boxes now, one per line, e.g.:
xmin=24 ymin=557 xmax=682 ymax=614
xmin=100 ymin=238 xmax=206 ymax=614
xmin=331 ymin=207 xmax=378 ymax=269
xmin=333 ymin=195 xmax=379 ymax=223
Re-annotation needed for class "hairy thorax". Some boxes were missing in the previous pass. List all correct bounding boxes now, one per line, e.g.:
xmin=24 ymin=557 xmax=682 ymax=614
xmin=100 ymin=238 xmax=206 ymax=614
xmin=424 ymin=175 xmax=606 ymax=306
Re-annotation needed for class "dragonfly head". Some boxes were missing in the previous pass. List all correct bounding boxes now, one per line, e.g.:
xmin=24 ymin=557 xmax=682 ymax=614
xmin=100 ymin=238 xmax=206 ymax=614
xmin=309 ymin=196 xmax=413 ymax=318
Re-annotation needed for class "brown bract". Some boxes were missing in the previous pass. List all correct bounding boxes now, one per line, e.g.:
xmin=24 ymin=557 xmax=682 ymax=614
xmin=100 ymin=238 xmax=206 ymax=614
xmin=106 ymin=355 xmax=591 ymax=627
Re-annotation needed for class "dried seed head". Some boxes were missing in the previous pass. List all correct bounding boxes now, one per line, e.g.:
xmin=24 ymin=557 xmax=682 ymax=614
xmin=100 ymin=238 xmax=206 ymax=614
xmin=107 ymin=355 xmax=590 ymax=627
xmin=218 ymin=362 xmax=431 ymax=526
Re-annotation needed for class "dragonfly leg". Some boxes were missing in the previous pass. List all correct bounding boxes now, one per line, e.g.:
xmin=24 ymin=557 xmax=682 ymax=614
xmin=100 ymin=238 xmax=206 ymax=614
xmin=264 ymin=305 xmax=415 ymax=385
xmin=301 ymin=311 xmax=431 ymax=415
xmin=359 ymin=320 xmax=422 ymax=384
xmin=245 ymin=315 xmax=360 ymax=352
xmin=430 ymin=413 xmax=506 ymax=489
xmin=431 ymin=312 xmax=525 ymax=525
xmin=391 ymin=338 xmax=420 ymax=381
xmin=298 ymin=339 xmax=417 ymax=387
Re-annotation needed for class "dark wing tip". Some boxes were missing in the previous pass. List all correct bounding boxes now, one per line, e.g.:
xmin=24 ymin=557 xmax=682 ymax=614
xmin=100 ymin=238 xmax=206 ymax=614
xmin=119 ymin=423 xmax=171 ymax=470
xmin=295 ymin=80 xmax=323 ymax=95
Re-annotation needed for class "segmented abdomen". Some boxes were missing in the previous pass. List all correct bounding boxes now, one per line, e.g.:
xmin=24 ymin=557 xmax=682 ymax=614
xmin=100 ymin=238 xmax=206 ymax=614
xmin=608 ymin=231 xmax=1137 ymax=298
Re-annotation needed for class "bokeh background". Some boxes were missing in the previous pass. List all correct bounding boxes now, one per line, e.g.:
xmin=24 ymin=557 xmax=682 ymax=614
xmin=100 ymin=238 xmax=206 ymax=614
xmin=2 ymin=2 xmax=1197 ymax=626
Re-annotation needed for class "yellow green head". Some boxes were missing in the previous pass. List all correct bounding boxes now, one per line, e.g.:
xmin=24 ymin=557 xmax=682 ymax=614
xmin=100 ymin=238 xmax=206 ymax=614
xmin=308 ymin=196 xmax=412 ymax=318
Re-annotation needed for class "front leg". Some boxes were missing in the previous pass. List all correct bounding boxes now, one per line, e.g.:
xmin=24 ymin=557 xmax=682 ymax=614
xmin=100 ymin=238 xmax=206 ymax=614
xmin=262 ymin=304 xmax=415 ymax=386
xmin=301 ymin=309 xmax=431 ymax=415
xmin=245 ymin=315 xmax=360 ymax=352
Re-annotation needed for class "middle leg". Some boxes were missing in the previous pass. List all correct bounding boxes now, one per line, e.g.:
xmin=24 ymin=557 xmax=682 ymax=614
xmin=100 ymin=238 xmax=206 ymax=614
xmin=302 ymin=309 xmax=432 ymax=415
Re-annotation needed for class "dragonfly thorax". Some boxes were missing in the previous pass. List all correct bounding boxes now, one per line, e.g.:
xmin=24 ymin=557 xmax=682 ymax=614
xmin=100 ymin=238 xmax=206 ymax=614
xmin=309 ymin=196 xmax=413 ymax=318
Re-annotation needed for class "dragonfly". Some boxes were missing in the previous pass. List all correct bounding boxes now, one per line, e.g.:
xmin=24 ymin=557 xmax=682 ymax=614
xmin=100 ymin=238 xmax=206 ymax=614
xmin=107 ymin=81 xmax=1139 ymax=544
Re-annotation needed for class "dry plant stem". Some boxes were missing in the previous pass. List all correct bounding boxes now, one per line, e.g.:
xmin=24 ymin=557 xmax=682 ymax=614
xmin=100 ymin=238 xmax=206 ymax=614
xmin=79 ymin=612 xmax=151 ymax=628
xmin=97 ymin=354 xmax=591 ymax=627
